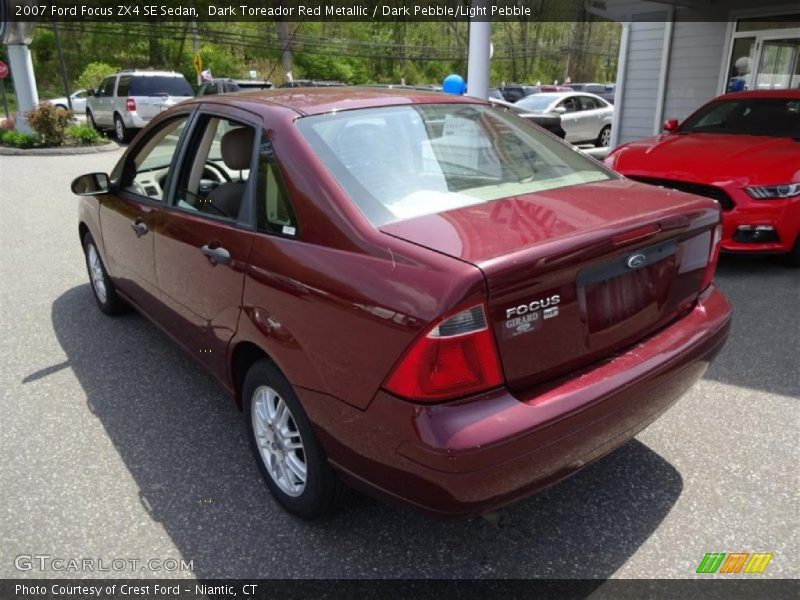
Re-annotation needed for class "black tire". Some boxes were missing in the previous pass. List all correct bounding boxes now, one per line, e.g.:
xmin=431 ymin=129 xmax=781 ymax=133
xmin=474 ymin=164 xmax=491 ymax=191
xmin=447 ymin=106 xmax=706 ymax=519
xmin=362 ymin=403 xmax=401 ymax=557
xmin=244 ymin=359 xmax=350 ymax=518
xmin=83 ymin=232 xmax=127 ymax=315
xmin=86 ymin=110 xmax=99 ymax=131
xmin=596 ymin=125 xmax=612 ymax=148
xmin=114 ymin=114 xmax=130 ymax=143
xmin=787 ymin=234 xmax=800 ymax=267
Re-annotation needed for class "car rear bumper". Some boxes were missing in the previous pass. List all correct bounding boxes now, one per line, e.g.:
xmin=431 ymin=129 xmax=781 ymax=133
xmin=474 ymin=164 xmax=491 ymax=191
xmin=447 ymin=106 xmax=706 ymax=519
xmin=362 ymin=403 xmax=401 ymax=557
xmin=301 ymin=286 xmax=731 ymax=517
xmin=125 ymin=112 xmax=150 ymax=129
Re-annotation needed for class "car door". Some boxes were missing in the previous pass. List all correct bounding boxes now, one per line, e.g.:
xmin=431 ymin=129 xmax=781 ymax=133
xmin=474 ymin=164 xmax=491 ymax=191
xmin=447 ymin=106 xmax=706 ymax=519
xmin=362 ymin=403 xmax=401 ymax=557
xmin=574 ymin=95 xmax=599 ymax=141
xmin=556 ymin=96 xmax=583 ymax=142
xmin=95 ymin=76 xmax=117 ymax=126
xmin=153 ymin=106 xmax=257 ymax=377
xmin=100 ymin=112 xmax=192 ymax=316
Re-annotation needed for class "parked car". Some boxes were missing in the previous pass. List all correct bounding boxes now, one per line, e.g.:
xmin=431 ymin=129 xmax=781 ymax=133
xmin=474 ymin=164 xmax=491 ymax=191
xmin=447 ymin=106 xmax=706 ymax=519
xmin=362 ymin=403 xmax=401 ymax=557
xmin=496 ymin=84 xmax=573 ymax=103
xmin=86 ymin=70 xmax=194 ymax=142
xmin=488 ymin=97 xmax=566 ymax=138
xmin=567 ymin=82 xmax=616 ymax=104
xmin=70 ymin=88 xmax=730 ymax=518
xmin=516 ymin=92 xmax=614 ymax=146
xmin=496 ymin=84 xmax=537 ymax=102
xmin=606 ymin=90 xmax=800 ymax=265
xmin=197 ymin=78 xmax=274 ymax=96
xmin=44 ymin=89 xmax=88 ymax=113
xmin=278 ymin=79 xmax=347 ymax=88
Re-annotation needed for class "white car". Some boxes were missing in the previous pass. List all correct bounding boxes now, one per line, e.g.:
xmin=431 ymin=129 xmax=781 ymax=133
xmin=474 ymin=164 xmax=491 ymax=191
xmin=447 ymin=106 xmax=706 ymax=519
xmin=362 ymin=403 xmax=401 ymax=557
xmin=45 ymin=90 xmax=88 ymax=113
xmin=515 ymin=92 xmax=614 ymax=147
xmin=86 ymin=70 xmax=194 ymax=142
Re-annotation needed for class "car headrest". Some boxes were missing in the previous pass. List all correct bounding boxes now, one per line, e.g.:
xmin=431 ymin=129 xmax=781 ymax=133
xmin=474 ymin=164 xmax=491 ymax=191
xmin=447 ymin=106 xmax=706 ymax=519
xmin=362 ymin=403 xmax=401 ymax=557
xmin=220 ymin=127 xmax=254 ymax=171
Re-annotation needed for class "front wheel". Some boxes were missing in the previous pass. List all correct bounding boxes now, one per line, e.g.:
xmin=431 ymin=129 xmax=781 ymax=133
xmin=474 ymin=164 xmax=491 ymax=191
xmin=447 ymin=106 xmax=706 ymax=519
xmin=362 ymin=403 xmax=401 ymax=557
xmin=596 ymin=125 xmax=612 ymax=148
xmin=83 ymin=233 xmax=127 ymax=315
xmin=787 ymin=235 xmax=800 ymax=267
xmin=244 ymin=359 xmax=350 ymax=518
xmin=86 ymin=110 xmax=98 ymax=131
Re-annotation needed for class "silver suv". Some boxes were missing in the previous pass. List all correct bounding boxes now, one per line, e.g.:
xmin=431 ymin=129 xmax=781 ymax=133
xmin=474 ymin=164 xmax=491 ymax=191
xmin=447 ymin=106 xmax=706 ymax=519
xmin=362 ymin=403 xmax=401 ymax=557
xmin=86 ymin=70 xmax=194 ymax=142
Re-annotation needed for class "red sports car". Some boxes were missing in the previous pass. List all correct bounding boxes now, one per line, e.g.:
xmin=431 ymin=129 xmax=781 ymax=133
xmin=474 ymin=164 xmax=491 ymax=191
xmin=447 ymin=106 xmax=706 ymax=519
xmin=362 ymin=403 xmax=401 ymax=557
xmin=71 ymin=89 xmax=731 ymax=517
xmin=605 ymin=90 xmax=800 ymax=265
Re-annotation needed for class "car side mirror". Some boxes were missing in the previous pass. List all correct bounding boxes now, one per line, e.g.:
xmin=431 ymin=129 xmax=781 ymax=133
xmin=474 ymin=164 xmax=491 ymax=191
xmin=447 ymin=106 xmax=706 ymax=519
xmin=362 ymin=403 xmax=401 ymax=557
xmin=662 ymin=119 xmax=679 ymax=132
xmin=553 ymin=106 xmax=567 ymax=115
xmin=87 ymin=89 xmax=96 ymax=97
xmin=71 ymin=173 xmax=110 ymax=196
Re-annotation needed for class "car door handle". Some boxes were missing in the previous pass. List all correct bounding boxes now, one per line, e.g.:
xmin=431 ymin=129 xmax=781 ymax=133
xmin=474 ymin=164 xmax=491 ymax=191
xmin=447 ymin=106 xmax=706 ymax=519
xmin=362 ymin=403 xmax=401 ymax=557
xmin=201 ymin=244 xmax=230 ymax=266
xmin=130 ymin=219 xmax=148 ymax=237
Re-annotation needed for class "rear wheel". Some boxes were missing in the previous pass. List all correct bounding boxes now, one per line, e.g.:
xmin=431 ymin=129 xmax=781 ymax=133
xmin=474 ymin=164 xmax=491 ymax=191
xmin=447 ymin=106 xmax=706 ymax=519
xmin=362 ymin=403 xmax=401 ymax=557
xmin=83 ymin=232 xmax=127 ymax=315
xmin=244 ymin=359 xmax=350 ymax=518
xmin=114 ymin=114 xmax=130 ymax=143
xmin=596 ymin=125 xmax=612 ymax=148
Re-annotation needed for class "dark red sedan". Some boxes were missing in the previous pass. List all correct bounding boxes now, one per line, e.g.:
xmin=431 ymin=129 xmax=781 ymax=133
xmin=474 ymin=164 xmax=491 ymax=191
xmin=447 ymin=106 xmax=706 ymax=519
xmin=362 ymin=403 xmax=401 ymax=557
xmin=72 ymin=89 xmax=731 ymax=518
xmin=605 ymin=90 xmax=800 ymax=265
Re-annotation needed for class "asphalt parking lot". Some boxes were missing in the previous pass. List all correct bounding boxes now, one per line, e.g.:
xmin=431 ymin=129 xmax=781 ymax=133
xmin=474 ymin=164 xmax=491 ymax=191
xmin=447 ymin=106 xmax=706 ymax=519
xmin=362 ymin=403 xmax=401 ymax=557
xmin=0 ymin=149 xmax=798 ymax=580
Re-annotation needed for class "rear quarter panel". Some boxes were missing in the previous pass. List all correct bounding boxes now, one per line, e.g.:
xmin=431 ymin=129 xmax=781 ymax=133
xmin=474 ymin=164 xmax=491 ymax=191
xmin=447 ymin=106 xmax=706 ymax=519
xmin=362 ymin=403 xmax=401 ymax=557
xmin=224 ymin=101 xmax=489 ymax=410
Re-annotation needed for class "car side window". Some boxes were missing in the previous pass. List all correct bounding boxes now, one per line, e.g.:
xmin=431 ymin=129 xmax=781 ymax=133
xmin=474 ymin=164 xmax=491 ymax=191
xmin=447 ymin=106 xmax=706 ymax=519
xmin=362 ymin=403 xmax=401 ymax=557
xmin=121 ymin=116 xmax=189 ymax=201
xmin=174 ymin=116 xmax=255 ymax=222
xmin=98 ymin=77 xmax=114 ymax=97
xmin=559 ymin=97 xmax=580 ymax=113
xmin=580 ymin=96 xmax=599 ymax=110
xmin=117 ymin=76 xmax=131 ymax=97
xmin=256 ymin=134 xmax=299 ymax=237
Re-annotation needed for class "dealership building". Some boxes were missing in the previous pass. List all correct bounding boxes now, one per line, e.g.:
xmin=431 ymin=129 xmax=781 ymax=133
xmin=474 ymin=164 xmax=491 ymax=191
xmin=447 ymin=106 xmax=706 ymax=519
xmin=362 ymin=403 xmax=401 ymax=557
xmin=586 ymin=1 xmax=799 ymax=146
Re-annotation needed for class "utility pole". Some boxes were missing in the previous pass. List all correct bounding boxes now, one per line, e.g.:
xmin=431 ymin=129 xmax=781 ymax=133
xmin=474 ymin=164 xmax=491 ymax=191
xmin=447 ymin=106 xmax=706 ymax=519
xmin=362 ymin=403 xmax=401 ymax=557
xmin=52 ymin=21 xmax=72 ymax=110
xmin=190 ymin=0 xmax=201 ymax=85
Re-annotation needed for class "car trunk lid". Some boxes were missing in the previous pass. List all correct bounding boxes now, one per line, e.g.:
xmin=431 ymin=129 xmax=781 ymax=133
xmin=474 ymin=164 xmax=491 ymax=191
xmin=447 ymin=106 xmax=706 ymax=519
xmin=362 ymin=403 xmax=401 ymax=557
xmin=380 ymin=179 xmax=720 ymax=391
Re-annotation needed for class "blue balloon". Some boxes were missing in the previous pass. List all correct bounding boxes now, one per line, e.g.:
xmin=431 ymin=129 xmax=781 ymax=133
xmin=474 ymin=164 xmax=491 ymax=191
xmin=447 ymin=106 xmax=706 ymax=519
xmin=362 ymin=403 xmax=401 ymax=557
xmin=442 ymin=74 xmax=466 ymax=95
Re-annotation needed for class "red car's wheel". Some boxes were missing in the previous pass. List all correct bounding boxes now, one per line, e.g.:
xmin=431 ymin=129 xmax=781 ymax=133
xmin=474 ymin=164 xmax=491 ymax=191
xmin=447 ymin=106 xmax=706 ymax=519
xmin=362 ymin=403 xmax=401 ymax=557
xmin=244 ymin=359 xmax=351 ymax=518
xmin=83 ymin=232 xmax=127 ymax=315
xmin=788 ymin=234 xmax=800 ymax=267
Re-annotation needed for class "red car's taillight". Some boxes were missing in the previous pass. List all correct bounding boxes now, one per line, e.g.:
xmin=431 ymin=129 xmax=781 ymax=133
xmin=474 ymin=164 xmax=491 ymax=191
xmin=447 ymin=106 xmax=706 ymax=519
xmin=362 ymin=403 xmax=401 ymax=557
xmin=383 ymin=304 xmax=503 ymax=403
xmin=126 ymin=97 xmax=136 ymax=112
xmin=701 ymin=224 xmax=723 ymax=291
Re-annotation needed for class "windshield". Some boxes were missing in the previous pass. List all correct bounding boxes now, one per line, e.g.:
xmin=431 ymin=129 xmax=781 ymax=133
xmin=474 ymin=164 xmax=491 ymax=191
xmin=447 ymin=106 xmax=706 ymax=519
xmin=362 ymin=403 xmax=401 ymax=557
xmin=296 ymin=104 xmax=614 ymax=227
xmin=679 ymin=97 xmax=800 ymax=137
xmin=515 ymin=95 xmax=558 ymax=112
xmin=130 ymin=76 xmax=193 ymax=97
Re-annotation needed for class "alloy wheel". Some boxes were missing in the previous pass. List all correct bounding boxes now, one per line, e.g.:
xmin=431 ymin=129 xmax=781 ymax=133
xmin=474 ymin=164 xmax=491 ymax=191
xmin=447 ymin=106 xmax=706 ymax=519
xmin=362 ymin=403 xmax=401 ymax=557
xmin=600 ymin=127 xmax=611 ymax=147
xmin=251 ymin=385 xmax=307 ymax=497
xmin=86 ymin=243 xmax=107 ymax=304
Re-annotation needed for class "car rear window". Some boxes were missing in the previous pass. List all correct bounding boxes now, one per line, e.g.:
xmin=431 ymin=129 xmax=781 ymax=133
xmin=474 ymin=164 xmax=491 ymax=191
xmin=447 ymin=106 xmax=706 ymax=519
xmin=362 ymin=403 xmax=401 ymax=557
xmin=130 ymin=76 xmax=193 ymax=97
xmin=296 ymin=103 xmax=614 ymax=227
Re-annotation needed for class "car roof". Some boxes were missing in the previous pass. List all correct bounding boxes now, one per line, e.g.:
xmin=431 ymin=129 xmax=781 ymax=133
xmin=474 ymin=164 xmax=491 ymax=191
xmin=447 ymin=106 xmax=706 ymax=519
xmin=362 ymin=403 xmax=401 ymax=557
xmin=520 ymin=91 xmax=606 ymax=101
xmin=190 ymin=87 xmax=484 ymax=117
xmin=719 ymin=89 xmax=800 ymax=100
xmin=117 ymin=70 xmax=184 ymax=78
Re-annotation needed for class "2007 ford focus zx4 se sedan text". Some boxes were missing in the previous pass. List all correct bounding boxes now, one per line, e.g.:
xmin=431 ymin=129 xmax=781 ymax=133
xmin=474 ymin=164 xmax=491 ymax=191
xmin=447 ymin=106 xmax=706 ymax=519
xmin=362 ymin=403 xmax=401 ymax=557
xmin=71 ymin=88 xmax=732 ymax=518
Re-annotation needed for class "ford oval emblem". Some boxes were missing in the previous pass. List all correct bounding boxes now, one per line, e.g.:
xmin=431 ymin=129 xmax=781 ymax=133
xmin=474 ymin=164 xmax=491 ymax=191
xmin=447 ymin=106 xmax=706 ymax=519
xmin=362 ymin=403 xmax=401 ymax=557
xmin=626 ymin=253 xmax=647 ymax=269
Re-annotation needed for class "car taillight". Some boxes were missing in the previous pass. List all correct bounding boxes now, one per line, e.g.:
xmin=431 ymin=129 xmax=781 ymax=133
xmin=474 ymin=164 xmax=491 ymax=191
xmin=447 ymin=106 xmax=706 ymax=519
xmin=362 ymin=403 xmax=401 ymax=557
xmin=701 ymin=224 xmax=723 ymax=291
xmin=126 ymin=97 xmax=136 ymax=112
xmin=383 ymin=304 xmax=503 ymax=403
